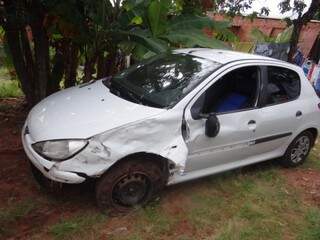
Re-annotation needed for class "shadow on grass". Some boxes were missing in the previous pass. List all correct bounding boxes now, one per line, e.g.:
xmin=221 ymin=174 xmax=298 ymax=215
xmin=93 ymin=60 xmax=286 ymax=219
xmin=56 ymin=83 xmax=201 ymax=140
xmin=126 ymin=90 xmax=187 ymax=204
xmin=37 ymin=157 xmax=285 ymax=211
xmin=166 ymin=157 xmax=283 ymax=193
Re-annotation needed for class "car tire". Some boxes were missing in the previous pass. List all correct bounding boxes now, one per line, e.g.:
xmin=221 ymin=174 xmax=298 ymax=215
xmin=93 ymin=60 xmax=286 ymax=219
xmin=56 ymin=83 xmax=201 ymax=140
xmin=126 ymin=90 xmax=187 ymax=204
xmin=96 ymin=159 xmax=166 ymax=215
xmin=280 ymin=131 xmax=314 ymax=167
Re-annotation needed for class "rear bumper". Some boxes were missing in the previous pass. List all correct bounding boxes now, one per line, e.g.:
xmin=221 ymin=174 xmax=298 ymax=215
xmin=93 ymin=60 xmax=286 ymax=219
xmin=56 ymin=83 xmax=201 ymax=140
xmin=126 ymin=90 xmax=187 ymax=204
xmin=22 ymin=126 xmax=86 ymax=184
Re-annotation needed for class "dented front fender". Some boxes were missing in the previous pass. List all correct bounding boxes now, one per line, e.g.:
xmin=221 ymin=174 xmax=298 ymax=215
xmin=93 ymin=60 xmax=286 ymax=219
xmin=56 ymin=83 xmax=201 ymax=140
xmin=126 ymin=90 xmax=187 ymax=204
xmin=55 ymin=110 xmax=189 ymax=181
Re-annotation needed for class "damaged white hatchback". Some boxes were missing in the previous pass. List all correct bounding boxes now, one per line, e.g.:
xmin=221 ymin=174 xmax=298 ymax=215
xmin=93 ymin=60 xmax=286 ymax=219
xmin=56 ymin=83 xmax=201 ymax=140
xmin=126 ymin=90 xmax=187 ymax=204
xmin=22 ymin=49 xmax=320 ymax=213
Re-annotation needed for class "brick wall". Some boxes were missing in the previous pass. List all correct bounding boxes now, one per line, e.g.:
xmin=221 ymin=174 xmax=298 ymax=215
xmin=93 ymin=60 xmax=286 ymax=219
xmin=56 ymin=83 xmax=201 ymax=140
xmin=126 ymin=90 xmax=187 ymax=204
xmin=210 ymin=13 xmax=320 ymax=57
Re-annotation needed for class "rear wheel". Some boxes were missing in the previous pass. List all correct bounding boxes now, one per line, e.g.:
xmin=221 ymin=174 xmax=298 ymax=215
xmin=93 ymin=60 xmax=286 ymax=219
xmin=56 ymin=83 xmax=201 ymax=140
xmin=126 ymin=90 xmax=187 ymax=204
xmin=281 ymin=131 xmax=314 ymax=167
xmin=96 ymin=159 xmax=166 ymax=215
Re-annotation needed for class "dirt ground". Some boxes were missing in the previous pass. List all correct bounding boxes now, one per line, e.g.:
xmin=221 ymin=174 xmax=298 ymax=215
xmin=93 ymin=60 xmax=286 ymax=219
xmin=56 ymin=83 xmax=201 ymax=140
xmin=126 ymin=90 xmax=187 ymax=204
xmin=0 ymin=98 xmax=320 ymax=240
xmin=282 ymin=169 xmax=320 ymax=206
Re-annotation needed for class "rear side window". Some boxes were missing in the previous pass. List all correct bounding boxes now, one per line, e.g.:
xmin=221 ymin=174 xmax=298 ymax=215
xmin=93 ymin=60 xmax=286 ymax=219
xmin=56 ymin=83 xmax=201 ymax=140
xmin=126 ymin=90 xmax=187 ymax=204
xmin=266 ymin=66 xmax=300 ymax=105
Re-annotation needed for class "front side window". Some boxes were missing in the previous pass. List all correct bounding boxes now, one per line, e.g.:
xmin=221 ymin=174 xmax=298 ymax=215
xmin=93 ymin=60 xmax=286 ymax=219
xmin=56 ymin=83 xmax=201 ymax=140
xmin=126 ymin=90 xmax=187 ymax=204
xmin=266 ymin=66 xmax=300 ymax=105
xmin=106 ymin=53 xmax=221 ymax=108
xmin=191 ymin=66 xmax=260 ymax=118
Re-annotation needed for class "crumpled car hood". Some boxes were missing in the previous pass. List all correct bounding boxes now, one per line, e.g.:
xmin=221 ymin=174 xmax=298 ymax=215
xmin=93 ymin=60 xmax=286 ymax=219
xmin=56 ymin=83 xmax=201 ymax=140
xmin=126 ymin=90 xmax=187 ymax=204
xmin=27 ymin=80 xmax=164 ymax=142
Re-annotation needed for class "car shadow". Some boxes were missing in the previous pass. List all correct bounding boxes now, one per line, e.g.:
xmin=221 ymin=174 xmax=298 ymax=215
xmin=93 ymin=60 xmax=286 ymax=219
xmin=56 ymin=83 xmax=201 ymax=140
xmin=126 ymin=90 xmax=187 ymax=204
xmin=164 ymin=158 xmax=283 ymax=194
xmin=39 ymin=158 xmax=283 ymax=210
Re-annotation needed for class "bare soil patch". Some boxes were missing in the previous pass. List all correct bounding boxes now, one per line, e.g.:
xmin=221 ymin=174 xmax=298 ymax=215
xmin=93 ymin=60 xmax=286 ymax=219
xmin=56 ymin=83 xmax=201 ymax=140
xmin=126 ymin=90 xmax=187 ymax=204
xmin=282 ymin=168 xmax=320 ymax=206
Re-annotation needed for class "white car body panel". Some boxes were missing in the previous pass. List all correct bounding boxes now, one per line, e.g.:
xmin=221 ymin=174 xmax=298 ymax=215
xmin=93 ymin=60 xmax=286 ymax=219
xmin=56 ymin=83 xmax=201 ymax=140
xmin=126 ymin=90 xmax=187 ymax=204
xmin=27 ymin=80 xmax=164 ymax=141
xmin=22 ymin=49 xmax=320 ymax=185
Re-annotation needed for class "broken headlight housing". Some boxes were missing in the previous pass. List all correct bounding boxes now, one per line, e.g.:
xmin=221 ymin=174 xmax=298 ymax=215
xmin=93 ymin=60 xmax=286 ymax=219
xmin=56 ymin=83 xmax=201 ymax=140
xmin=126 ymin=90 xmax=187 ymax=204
xmin=32 ymin=139 xmax=88 ymax=161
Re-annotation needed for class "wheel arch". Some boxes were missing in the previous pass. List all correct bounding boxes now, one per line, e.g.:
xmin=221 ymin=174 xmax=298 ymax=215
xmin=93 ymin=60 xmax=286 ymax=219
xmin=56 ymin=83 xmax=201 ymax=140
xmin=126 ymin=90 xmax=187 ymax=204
xmin=303 ymin=127 xmax=318 ymax=146
xmin=102 ymin=152 xmax=175 ymax=183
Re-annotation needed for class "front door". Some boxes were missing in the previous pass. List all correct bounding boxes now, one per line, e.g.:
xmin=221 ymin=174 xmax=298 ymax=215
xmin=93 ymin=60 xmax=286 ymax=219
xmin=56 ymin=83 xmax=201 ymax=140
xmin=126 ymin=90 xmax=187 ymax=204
xmin=184 ymin=66 xmax=261 ymax=172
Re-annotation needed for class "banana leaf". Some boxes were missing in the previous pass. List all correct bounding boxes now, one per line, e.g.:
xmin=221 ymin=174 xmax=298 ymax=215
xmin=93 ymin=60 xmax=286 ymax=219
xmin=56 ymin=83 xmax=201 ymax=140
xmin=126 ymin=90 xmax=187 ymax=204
xmin=161 ymin=28 xmax=229 ymax=49
xmin=275 ymin=26 xmax=293 ymax=43
xmin=116 ymin=29 xmax=169 ymax=54
xmin=168 ymin=14 xmax=231 ymax=31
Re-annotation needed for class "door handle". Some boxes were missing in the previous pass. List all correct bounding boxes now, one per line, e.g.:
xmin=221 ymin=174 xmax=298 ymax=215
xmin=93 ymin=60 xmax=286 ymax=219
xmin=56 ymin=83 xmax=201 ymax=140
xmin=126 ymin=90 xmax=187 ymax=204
xmin=296 ymin=111 xmax=302 ymax=117
xmin=248 ymin=120 xmax=256 ymax=131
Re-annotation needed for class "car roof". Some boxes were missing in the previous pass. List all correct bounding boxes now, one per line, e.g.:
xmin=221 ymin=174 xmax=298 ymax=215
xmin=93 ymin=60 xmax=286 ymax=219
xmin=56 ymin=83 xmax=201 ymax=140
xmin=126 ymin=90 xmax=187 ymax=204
xmin=173 ymin=48 xmax=286 ymax=65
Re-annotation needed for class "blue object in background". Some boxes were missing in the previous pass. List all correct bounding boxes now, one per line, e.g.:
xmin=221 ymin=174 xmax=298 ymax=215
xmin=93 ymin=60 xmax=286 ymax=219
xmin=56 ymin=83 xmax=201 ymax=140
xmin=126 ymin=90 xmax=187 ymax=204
xmin=293 ymin=49 xmax=304 ymax=66
xmin=216 ymin=93 xmax=248 ymax=112
xmin=302 ymin=60 xmax=312 ymax=76
xmin=315 ymin=74 xmax=320 ymax=92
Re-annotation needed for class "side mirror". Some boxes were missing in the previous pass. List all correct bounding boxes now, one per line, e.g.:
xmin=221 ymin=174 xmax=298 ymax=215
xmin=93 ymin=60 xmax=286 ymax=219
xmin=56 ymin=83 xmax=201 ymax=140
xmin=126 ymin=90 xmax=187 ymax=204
xmin=205 ymin=113 xmax=220 ymax=138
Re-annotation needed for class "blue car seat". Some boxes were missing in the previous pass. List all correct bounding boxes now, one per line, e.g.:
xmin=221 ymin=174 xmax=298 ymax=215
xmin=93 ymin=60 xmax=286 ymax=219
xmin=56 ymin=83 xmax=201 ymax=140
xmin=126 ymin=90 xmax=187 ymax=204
xmin=216 ymin=92 xmax=248 ymax=112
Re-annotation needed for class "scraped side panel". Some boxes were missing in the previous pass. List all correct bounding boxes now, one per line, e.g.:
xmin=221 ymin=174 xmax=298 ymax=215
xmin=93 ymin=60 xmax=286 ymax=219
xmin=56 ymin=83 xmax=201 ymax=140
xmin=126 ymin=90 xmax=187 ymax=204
xmin=56 ymin=111 xmax=189 ymax=182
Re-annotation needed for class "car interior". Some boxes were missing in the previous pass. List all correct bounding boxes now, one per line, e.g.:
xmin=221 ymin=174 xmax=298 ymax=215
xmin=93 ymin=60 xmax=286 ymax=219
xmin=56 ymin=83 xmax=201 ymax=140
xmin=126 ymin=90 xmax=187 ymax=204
xmin=266 ymin=66 xmax=300 ymax=105
xmin=202 ymin=66 xmax=259 ymax=114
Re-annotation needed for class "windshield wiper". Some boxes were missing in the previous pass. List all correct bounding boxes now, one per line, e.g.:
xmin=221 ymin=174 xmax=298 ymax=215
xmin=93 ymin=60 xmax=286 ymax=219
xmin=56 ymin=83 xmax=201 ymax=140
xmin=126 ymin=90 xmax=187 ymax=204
xmin=126 ymin=90 xmax=142 ymax=104
xmin=109 ymin=80 xmax=164 ymax=108
xmin=109 ymin=81 xmax=142 ymax=104
xmin=140 ymin=96 xmax=164 ymax=108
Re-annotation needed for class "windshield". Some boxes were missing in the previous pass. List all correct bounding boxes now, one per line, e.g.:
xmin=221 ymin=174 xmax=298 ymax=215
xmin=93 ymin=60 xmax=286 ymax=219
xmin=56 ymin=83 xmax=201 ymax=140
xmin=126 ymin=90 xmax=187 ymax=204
xmin=105 ymin=53 xmax=221 ymax=108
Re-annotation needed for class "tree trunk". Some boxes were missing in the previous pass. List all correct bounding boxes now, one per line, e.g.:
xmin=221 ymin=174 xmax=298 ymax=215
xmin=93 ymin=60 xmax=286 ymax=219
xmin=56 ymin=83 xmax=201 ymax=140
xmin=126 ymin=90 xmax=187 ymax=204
xmin=97 ymin=53 xmax=111 ymax=79
xmin=2 ymin=1 xmax=36 ymax=106
xmin=21 ymin=27 xmax=36 ymax=102
xmin=288 ymin=20 xmax=303 ymax=62
xmin=105 ymin=49 xmax=118 ymax=76
xmin=48 ymin=43 xmax=64 ymax=95
xmin=64 ymin=42 xmax=79 ymax=88
xmin=31 ymin=23 xmax=50 ymax=101
xmin=84 ymin=55 xmax=96 ymax=82
xmin=287 ymin=0 xmax=320 ymax=62
xmin=2 ymin=0 xmax=63 ymax=106
xmin=4 ymin=28 xmax=34 ymax=105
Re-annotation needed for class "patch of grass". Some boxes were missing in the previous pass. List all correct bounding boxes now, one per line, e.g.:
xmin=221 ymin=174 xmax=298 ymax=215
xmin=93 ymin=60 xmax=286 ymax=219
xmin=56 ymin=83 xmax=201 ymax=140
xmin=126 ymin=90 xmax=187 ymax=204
xmin=0 ymin=199 xmax=36 ymax=223
xmin=214 ymin=217 xmax=283 ymax=240
xmin=0 ymin=67 xmax=13 ymax=81
xmin=0 ymin=80 xmax=23 ymax=98
xmin=108 ymin=235 xmax=143 ymax=240
xmin=238 ymin=202 xmax=265 ymax=221
xmin=49 ymin=212 xmax=106 ymax=240
xmin=298 ymin=208 xmax=320 ymax=240
xmin=304 ymin=140 xmax=320 ymax=170
xmin=0 ymin=103 xmax=12 ymax=112
xmin=136 ymin=204 xmax=174 ymax=235
xmin=0 ymin=199 xmax=37 ymax=237
xmin=183 ymin=166 xmax=315 ymax=240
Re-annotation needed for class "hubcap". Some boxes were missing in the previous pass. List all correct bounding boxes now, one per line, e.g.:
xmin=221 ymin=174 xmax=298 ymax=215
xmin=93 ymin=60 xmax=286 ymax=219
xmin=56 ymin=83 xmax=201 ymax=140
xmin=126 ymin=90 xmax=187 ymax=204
xmin=290 ymin=136 xmax=310 ymax=163
xmin=112 ymin=173 xmax=150 ymax=207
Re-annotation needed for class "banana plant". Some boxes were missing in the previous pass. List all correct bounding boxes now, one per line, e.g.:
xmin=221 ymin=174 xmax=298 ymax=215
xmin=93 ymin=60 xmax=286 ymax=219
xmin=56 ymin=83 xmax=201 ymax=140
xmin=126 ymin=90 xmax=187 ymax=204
xmin=39 ymin=0 xmax=236 ymax=77
xmin=116 ymin=0 xmax=236 ymax=60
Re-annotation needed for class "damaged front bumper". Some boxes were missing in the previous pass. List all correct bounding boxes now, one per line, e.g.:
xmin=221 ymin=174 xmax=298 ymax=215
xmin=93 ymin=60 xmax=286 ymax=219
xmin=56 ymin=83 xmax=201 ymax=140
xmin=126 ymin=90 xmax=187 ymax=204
xmin=22 ymin=128 xmax=87 ymax=184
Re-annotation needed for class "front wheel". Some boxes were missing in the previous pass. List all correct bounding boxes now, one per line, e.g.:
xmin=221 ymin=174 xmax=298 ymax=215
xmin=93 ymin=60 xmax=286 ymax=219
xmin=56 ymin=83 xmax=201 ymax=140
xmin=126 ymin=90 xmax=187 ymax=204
xmin=96 ymin=159 xmax=166 ymax=215
xmin=281 ymin=131 xmax=314 ymax=167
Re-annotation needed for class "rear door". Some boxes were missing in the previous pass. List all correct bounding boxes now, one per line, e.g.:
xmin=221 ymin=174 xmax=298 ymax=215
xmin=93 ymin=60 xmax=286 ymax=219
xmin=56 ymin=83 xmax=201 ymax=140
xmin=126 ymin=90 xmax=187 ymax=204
xmin=249 ymin=65 xmax=303 ymax=157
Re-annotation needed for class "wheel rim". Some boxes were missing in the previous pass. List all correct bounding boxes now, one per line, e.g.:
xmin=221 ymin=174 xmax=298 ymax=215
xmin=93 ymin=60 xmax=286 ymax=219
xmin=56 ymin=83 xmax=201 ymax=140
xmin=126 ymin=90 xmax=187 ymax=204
xmin=290 ymin=135 xmax=310 ymax=163
xmin=112 ymin=173 xmax=150 ymax=207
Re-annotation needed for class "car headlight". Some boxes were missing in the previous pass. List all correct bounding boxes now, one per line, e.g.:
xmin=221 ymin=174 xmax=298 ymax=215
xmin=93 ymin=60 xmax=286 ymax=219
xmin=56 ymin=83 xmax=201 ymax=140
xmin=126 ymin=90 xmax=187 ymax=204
xmin=32 ymin=139 xmax=88 ymax=161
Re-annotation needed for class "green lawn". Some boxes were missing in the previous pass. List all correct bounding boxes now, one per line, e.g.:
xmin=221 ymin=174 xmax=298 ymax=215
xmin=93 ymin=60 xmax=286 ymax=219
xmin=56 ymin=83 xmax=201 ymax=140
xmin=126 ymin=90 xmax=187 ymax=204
xmin=0 ymin=67 xmax=23 ymax=98
xmin=0 ymin=80 xmax=23 ymax=98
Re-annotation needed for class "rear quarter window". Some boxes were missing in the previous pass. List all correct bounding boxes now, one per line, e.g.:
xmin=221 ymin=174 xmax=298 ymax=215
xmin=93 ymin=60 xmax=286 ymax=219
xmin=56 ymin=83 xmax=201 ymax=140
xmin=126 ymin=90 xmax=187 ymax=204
xmin=266 ymin=66 xmax=301 ymax=105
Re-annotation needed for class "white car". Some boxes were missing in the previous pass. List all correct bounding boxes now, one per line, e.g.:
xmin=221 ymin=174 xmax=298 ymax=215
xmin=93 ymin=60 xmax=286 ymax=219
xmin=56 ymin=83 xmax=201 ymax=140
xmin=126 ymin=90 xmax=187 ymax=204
xmin=22 ymin=49 xmax=320 ymax=213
